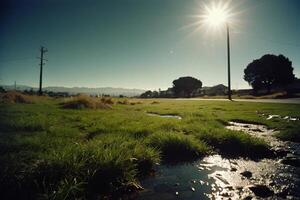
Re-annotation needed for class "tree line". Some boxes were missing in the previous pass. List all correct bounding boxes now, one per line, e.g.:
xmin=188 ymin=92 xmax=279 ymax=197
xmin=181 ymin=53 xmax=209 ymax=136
xmin=141 ymin=54 xmax=298 ymax=98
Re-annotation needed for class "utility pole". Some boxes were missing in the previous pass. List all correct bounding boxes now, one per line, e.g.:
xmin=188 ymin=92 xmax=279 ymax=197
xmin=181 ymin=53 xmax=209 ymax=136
xmin=38 ymin=46 xmax=48 ymax=95
xmin=226 ymin=23 xmax=232 ymax=100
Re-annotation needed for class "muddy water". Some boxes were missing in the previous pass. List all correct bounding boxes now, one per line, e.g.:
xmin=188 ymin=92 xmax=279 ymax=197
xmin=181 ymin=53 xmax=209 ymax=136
xmin=138 ymin=122 xmax=300 ymax=199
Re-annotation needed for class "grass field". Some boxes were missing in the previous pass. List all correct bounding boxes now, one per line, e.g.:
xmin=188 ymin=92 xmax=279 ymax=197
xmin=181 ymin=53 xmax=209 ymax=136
xmin=0 ymin=96 xmax=299 ymax=199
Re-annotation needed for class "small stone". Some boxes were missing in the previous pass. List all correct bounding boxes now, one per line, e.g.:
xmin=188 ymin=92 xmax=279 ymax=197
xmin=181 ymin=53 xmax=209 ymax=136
xmin=175 ymin=191 xmax=179 ymax=195
xmin=191 ymin=187 xmax=195 ymax=192
xmin=230 ymin=167 xmax=237 ymax=172
xmin=240 ymin=171 xmax=252 ymax=178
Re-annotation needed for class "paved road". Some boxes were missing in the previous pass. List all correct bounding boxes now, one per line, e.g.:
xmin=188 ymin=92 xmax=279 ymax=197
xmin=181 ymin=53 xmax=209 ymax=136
xmin=175 ymin=98 xmax=300 ymax=104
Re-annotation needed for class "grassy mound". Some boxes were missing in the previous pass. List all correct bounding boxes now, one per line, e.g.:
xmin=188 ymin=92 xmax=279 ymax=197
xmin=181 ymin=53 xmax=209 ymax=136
xmin=0 ymin=91 xmax=32 ymax=104
xmin=147 ymin=132 xmax=209 ymax=161
xmin=275 ymin=128 xmax=300 ymax=143
xmin=197 ymin=129 xmax=273 ymax=159
xmin=62 ymin=95 xmax=111 ymax=109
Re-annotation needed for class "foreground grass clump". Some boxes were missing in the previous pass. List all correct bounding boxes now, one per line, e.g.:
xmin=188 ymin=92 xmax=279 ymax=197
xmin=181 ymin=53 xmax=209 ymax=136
xmin=1 ymin=135 xmax=160 ymax=199
xmin=62 ymin=95 xmax=111 ymax=109
xmin=0 ymin=91 xmax=32 ymax=104
xmin=147 ymin=132 xmax=209 ymax=161
xmin=275 ymin=128 xmax=300 ymax=143
xmin=197 ymin=129 xmax=273 ymax=158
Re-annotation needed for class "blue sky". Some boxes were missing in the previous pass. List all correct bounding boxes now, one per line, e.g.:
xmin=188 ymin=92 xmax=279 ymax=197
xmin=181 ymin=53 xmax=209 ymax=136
xmin=0 ymin=0 xmax=300 ymax=90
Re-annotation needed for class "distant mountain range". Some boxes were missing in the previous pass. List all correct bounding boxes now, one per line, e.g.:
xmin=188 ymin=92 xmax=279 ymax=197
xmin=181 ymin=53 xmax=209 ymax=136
xmin=1 ymin=85 xmax=146 ymax=97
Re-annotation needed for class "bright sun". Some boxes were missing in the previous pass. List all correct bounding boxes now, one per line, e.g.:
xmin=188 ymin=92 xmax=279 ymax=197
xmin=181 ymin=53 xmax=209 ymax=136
xmin=202 ymin=2 xmax=230 ymax=28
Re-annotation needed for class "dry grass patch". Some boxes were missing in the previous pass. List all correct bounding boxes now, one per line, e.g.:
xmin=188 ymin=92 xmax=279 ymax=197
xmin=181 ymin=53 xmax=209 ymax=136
xmin=0 ymin=91 xmax=33 ymax=104
xmin=62 ymin=95 xmax=111 ymax=109
xmin=100 ymin=97 xmax=114 ymax=105
xmin=117 ymin=99 xmax=129 ymax=105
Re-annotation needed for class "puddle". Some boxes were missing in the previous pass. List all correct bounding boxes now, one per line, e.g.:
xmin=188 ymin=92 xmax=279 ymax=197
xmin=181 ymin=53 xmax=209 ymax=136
xmin=138 ymin=122 xmax=300 ymax=199
xmin=146 ymin=112 xmax=182 ymax=120
xmin=256 ymin=111 xmax=299 ymax=121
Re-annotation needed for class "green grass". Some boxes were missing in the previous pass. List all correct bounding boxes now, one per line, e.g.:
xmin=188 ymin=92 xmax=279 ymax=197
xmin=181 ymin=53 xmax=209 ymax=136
xmin=147 ymin=132 xmax=209 ymax=161
xmin=275 ymin=128 xmax=300 ymax=142
xmin=0 ymin=97 xmax=299 ymax=199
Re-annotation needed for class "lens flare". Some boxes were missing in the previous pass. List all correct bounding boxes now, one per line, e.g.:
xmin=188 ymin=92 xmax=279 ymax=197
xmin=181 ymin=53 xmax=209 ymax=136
xmin=203 ymin=3 xmax=229 ymax=27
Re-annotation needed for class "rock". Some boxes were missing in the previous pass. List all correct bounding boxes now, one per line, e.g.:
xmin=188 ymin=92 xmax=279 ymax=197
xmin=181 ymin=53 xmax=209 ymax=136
xmin=226 ymin=186 xmax=233 ymax=190
xmin=175 ymin=191 xmax=179 ymax=196
xmin=230 ymin=167 xmax=237 ymax=172
xmin=281 ymin=157 xmax=300 ymax=167
xmin=251 ymin=128 xmax=263 ymax=132
xmin=191 ymin=187 xmax=195 ymax=192
xmin=241 ymin=171 xmax=252 ymax=178
xmin=220 ymin=192 xmax=230 ymax=197
xmin=248 ymin=185 xmax=274 ymax=197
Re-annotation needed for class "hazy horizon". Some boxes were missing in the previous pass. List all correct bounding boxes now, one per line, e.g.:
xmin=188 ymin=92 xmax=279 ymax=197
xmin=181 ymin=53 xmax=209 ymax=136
xmin=1 ymin=0 xmax=300 ymax=90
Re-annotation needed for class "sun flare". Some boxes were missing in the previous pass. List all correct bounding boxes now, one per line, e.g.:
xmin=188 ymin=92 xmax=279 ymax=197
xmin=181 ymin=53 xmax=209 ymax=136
xmin=202 ymin=2 xmax=230 ymax=28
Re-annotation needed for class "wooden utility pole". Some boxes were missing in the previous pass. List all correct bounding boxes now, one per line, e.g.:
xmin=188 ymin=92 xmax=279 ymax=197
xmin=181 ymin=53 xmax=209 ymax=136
xmin=38 ymin=46 xmax=48 ymax=95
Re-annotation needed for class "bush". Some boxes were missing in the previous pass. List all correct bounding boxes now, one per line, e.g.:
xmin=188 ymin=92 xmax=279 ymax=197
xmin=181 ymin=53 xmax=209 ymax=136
xmin=62 ymin=95 xmax=111 ymax=109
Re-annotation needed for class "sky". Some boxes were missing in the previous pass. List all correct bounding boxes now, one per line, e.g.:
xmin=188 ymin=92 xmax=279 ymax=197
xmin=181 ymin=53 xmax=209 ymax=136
xmin=0 ymin=0 xmax=300 ymax=90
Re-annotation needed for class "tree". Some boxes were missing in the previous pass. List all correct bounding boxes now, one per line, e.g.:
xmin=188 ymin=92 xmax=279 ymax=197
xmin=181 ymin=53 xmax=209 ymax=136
xmin=140 ymin=90 xmax=153 ymax=98
xmin=172 ymin=76 xmax=202 ymax=97
xmin=244 ymin=54 xmax=295 ymax=93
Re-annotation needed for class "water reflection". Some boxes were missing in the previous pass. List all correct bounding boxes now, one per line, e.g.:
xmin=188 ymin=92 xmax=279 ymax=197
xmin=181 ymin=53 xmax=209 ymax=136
xmin=139 ymin=154 xmax=300 ymax=199
xmin=138 ymin=122 xmax=300 ymax=199
xmin=146 ymin=112 xmax=182 ymax=120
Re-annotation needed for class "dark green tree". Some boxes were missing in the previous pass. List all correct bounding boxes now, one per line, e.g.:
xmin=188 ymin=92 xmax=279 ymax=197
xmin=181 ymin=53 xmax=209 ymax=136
xmin=172 ymin=76 xmax=202 ymax=97
xmin=244 ymin=54 xmax=295 ymax=93
xmin=140 ymin=90 xmax=153 ymax=98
